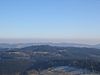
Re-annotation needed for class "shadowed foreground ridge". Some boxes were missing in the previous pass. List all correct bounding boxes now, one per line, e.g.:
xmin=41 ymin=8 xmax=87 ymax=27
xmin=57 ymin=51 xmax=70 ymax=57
xmin=0 ymin=45 xmax=100 ymax=75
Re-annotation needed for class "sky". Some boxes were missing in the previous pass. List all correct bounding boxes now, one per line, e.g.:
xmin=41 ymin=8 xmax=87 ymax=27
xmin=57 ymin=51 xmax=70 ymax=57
xmin=0 ymin=0 xmax=100 ymax=44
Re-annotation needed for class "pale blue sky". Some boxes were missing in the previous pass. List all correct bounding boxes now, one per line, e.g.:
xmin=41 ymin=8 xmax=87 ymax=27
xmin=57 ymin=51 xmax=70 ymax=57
xmin=0 ymin=0 xmax=100 ymax=43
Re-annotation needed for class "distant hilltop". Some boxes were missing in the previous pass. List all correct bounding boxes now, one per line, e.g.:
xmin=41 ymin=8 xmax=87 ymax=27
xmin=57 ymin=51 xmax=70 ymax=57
xmin=0 ymin=42 xmax=100 ymax=49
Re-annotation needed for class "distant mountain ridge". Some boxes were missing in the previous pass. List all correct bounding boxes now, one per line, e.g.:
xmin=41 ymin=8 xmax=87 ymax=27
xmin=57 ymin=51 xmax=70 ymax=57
xmin=0 ymin=43 xmax=100 ymax=49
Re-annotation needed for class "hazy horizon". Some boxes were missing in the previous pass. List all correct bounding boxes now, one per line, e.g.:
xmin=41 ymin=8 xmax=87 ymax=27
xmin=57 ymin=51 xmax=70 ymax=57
xmin=0 ymin=38 xmax=100 ymax=45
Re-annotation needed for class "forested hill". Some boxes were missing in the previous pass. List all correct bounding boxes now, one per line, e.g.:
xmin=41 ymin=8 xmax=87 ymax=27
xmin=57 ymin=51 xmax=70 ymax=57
xmin=0 ymin=45 xmax=100 ymax=75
